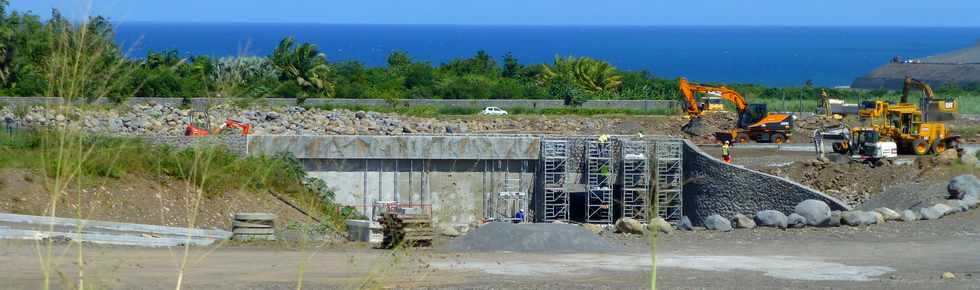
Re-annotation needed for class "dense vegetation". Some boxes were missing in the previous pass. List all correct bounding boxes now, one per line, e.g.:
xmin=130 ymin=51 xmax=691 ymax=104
xmin=1 ymin=2 xmax=979 ymax=110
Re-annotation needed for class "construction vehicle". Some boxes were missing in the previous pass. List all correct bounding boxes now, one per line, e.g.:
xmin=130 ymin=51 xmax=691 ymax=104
xmin=184 ymin=108 xmax=252 ymax=136
xmin=902 ymin=76 xmax=958 ymax=121
xmin=703 ymin=92 xmax=728 ymax=113
xmin=854 ymin=77 xmax=961 ymax=155
xmin=860 ymin=101 xmax=959 ymax=155
xmin=679 ymin=77 xmax=795 ymax=143
xmin=818 ymin=90 xmax=859 ymax=119
xmin=813 ymin=124 xmax=897 ymax=166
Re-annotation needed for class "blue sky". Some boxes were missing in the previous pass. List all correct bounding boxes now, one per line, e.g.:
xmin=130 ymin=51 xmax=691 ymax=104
xmin=10 ymin=0 xmax=980 ymax=26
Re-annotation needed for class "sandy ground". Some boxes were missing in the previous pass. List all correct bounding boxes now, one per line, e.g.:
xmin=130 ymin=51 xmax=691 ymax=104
xmin=2 ymin=209 xmax=978 ymax=290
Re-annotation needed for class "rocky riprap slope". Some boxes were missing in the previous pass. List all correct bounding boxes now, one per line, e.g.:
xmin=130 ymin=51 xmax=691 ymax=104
xmin=0 ymin=102 xmax=687 ymax=137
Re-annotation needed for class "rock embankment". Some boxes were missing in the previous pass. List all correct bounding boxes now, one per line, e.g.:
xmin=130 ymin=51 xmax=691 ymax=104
xmin=0 ymin=102 xmax=687 ymax=137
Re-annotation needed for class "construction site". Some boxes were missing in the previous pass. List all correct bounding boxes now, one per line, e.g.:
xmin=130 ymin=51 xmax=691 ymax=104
xmin=1 ymin=76 xmax=980 ymax=289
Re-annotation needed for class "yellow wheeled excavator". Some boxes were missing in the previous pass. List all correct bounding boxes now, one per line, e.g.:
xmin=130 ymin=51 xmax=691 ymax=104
xmin=855 ymin=77 xmax=960 ymax=155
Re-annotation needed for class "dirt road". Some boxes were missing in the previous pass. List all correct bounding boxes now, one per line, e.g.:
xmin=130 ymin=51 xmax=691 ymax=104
xmin=3 ymin=210 xmax=978 ymax=290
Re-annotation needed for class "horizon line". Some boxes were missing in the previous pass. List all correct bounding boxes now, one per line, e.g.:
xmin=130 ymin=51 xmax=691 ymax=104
xmin=108 ymin=21 xmax=980 ymax=29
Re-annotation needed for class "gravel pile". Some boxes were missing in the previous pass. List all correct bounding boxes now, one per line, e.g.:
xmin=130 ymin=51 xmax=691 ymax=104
xmin=444 ymin=223 xmax=615 ymax=253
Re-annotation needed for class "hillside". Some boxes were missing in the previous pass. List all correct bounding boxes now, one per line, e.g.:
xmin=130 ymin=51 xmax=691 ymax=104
xmin=852 ymin=42 xmax=980 ymax=90
xmin=923 ymin=41 xmax=980 ymax=64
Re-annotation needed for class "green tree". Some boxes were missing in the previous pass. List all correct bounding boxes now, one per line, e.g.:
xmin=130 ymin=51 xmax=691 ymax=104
xmin=502 ymin=52 xmax=522 ymax=78
xmin=271 ymin=37 xmax=334 ymax=100
xmin=440 ymin=50 xmax=499 ymax=76
xmin=386 ymin=51 xmax=411 ymax=68
xmin=540 ymin=56 xmax=623 ymax=94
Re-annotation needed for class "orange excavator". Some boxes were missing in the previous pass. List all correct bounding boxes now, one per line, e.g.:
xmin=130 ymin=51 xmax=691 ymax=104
xmin=679 ymin=77 xmax=795 ymax=143
xmin=184 ymin=110 xmax=252 ymax=136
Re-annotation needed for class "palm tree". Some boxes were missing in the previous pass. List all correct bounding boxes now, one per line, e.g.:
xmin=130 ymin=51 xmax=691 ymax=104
xmin=271 ymin=37 xmax=334 ymax=98
xmin=539 ymin=56 xmax=623 ymax=93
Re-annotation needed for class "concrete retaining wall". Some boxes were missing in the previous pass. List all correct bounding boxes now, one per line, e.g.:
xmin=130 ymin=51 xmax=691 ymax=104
xmin=0 ymin=96 xmax=680 ymax=111
xmin=247 ymin=135 xmax=540 ymax=160
xmin=681 ymin=140 xmax=850 ymax=226
xmin=122 ymin=134 xmax=852 ymax=228
xmin=304 ymin=158 xmax=535 ymax=226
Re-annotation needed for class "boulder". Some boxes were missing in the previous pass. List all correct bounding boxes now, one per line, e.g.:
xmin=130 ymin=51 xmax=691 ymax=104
xmin=754 ymin=210 xmax=788 ymax=229
xmin=919 ymin=206 xmax=945 ymax=220
xmin=961 ymin=152 xmax=978 ymax=165
xmin=874 ymin=207 xmax=902 ymax=221
xmin=615 ymin=218 xmax=645 ymax=235
xmin=947 ymin=175 xmax=980 ymax=200
xmin=938 ymin=149 xmax=959 ymax=161
xmin=648 ymin=217 xmax=674 ymax=235
xmin=828 ymin=210 xmax=842 ymax=227
xmin=678 ymin=216 xmax=694 ymax=231
xmin=583 ymin=223 xmax=603 ymax=235
xmin=842 ymin=211 xmax=877 ymax=226
xmin=794 ymin=199 xmax=832 ymax=226
xmin=963 ymin=194 xmax=979 ymax=208
xmin=704 ymin=214 xmax=733 ymax=232
xmin=871 ymin=211 xmax=885 ymax=224
xmin=944 ymin=200 xmax=969 ymax=213
xmin=733 ymin=214 xmax=756 ymax=229
xmin=901 ymin=209 xmax=920 ymax=222
xmin=787 ymin=213 xmax=807 ymax=228
xmin=932 ymin=203 xmax=953 ymax=216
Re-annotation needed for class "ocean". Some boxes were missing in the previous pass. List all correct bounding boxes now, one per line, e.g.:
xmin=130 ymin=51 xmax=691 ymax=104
xmin=113 ymin=23 xmax=980 ymax=87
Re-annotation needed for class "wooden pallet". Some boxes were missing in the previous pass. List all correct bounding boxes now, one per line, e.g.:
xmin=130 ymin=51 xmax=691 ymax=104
xmin=380 ymin=213 xmax=433 ymax=249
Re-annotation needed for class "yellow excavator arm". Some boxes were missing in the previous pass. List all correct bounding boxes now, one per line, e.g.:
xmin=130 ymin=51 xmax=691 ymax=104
xmin=902 ymin=76 xmax=958 ymax=120
xmin=901 ymin=76 xmax=935 ymax=104
xmin=679 ymin=77 xmax=748 ymax=117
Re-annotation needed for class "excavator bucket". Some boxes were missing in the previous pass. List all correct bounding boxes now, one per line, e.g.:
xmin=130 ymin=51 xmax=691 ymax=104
xmin=681 ymin=116 xmax=707 ymax=136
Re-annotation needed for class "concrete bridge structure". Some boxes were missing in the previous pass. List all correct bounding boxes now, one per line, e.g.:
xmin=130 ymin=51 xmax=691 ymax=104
xmin=236 ymin=134 xmax=850 ymax=227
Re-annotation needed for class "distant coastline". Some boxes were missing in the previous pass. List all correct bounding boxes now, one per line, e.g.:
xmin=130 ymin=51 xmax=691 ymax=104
xmin=852 ymin=42 xmax=980 ymax=90
xmin=114 ymin=24 xmax=980 ymax=87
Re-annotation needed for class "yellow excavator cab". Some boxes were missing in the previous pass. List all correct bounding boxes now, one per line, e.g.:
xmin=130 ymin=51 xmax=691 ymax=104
xmin=704 ymin=95 xmax=727 ymax=112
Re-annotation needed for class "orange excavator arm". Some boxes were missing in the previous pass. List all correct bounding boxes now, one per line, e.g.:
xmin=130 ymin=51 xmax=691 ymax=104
xmin=216 ymin=119 xmax=252 ymax=136
xmin=679 ymin=77 xmax=748 ymax=117
xmin=901 ymin=76 xmax=934 ymax=104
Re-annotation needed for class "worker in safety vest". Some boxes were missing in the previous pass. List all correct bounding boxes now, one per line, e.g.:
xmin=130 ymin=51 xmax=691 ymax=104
xmin=721 ymin=140 xmax=732 ymax=163
xmin=598 ymin=134 xmax=609 ymax=144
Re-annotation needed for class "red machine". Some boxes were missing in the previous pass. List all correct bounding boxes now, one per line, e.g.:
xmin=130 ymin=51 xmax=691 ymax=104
xmin=184 ymin=110 xmax=252 ymax=137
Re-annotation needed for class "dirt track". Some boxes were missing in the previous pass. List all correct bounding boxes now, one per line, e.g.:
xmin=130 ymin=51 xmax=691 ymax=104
xmin=2 ymin=209 xmax=978 ymax=289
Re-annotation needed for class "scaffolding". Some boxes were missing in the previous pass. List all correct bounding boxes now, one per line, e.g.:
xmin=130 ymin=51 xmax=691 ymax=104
xmin=654 ymin=140 xmax=683 ymax=223
xmin=541 ymin=139 xmax=569 ymax=222
xmin=484 ymin=161 xmax=529 ymax=223
xmin=620 ymin=139 xmax=650 ymax=222
xmin=586 ymin=139 xmax=613 ymax=223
